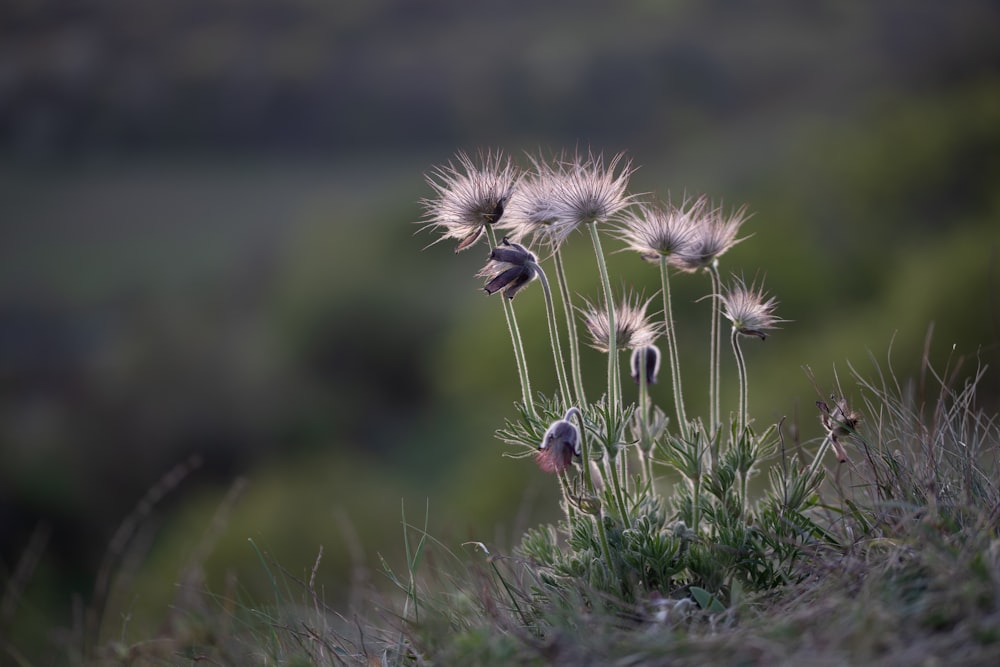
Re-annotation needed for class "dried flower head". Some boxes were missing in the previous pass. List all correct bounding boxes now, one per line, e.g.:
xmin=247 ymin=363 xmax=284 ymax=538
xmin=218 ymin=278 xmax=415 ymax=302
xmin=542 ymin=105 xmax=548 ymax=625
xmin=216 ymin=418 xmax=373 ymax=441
xmin=818 ymin=396 xmax=860 ymax=463
xmin=420 ymin=149 xmax=520 ymax=253
xmin=616 ymin=197 xmax=702 ymax=263
xmin=630 ymin=345 xmax=661 ymax=385
xmin=497 ymin=153 xmax=563 ymax=250
xmin=536 ymin=410 xmax=582 ymax=474
xmin=477 ymin=237 xmax=538 ymax=300
xmin=580 ymin=292 xmax=661 ymax=352
xmin=673 ymin=201 xmax=748 ymax=272
xmin=547 ymin=151 xmax=635 ymax=245
xmin=719 ymin=276 xmax=783 ymax=340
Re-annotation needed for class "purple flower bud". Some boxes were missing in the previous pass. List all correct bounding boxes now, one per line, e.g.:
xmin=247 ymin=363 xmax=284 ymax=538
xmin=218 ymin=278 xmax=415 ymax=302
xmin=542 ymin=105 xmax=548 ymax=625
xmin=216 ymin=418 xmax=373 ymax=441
xmin=535 ymin=415 xmax=581 ymax=474
xmin=630 ymin=345 xmax=661 ymax=385
xmin=478 ymin=237 xmax=538 ymax=300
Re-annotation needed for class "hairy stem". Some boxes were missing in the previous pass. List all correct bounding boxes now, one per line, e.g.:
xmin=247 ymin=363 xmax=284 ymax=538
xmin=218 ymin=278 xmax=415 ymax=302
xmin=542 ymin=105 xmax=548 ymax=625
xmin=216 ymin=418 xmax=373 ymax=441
xmin=588 ymin=223 xmax=619 ymax=410
xmin=659 ymin=255 xmax=688 ymax=439
xmin=486 ymin=227 xmax=533 ymax=415
xmin=554 ymin=250 xmax=587 ymax=407
xmin=731 ymin=327 xmax=748 ymax=435
xmin=530 ymin=261 xmax=572 ymax=405
xmin=707 ymin=262 xmax=722 ymax=435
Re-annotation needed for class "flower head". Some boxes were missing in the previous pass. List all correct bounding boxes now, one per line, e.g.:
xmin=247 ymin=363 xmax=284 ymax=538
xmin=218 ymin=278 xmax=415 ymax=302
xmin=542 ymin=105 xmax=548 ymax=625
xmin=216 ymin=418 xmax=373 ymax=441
xmin=630 ymin=344 xmax=661 ymax=385
xmin=477 ymin=237 xmax=538 ymax=300
xmin=616 ymin=197 xmax=702 ymax=263
xmin=420 ymin=149 xmax=520 ymax=253
xmin=673 ymin=201 xmax=748 ymax=272
xmin=497 ymin=153 xmax=563 ymax=250
xmin=817 ymin=396 xmax=860 ymax=463
xmin=580 ymin=292 xmax=661 ymax=352
xmin=547 ymin=151 xmax=635 ymax=246
xmin=719 ymin=276 xmax=783 ymax=340
xmin=536 ymin=410 xmax=582 ymax=474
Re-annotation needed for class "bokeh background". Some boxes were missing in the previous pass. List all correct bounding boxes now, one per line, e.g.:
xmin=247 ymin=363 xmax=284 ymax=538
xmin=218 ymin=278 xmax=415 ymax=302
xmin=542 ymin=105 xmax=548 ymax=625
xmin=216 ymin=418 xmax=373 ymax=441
xmin=2 ymin=0 xmax=999 ymax=656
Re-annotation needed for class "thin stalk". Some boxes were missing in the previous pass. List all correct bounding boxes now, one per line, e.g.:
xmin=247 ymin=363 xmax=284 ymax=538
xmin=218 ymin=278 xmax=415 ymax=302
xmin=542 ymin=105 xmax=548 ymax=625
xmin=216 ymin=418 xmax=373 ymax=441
xmin=659 ymin=255 xmax=688 ymax=438
xmin=554 ymin=250 xmax=587 ymax=407
xmin=637 ymin=348 xmax=652 ymax=485
xmin=530 ymin=262 xmax=572 ymax=405
xmin=588 ymin=223 xmax=619 ymax=410
xmin=605 ymin=453 xmax=631 ymax=524
xmin=731 ymin=327 xmax=747 ymax=435
xmin=707 ymin=262 xmax=723 ymax=435
xmin=486 ymin=227 xmax=533 ymax=415
xmin=805 ymin=434 xmax=835 ymax=486
xmin=558 ymin=470 xmax=577 ymax=523
xmin=568 ymin=409 xmax=614 ymax=569
xmin=689 ymin=430 xmax=704 ymax=535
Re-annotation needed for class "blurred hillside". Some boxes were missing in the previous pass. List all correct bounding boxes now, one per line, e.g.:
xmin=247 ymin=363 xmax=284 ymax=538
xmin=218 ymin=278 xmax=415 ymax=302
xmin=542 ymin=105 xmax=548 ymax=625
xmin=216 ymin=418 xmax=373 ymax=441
xmin=1 ymin=0 xmax=999 ymax=658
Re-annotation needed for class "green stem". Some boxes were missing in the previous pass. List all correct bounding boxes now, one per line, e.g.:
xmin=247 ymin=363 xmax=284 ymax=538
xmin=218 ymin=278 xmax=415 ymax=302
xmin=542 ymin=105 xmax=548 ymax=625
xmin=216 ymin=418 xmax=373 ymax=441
xmin=558 ymin=469 xmax=577 ymax=523
xmin=531 ymin=262 xmax=572 ymax=406
xmin=568 ymin=408 xmax=614 ymax=569
xmin=637 ymin=348 xmax=651 ymax=486
xmin=707 ymin=262 xmax=722 ymax=435
xmin=554 ymin=250 xmax=587 ymax=407
xmin=588 ymin=223 xmax=619 ymax=410
xmin=731 ymin=327 xmax=747 ymax=435
xmin=605 ymin=453 xmax=631 ymax=524
xmin=659 ymin=255 xmax=688 ymax=439
xmin=486 ymin=227 xmax=533 ymax=416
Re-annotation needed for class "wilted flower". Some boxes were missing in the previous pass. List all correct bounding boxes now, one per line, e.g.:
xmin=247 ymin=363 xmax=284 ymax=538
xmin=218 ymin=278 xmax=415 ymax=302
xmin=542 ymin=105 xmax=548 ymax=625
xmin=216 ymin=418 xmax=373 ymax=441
xmin=536 ymin=410 xmax=582 ymax=474
xmin=616 ymin=197 xmax=702 ymax=263
xmin=547 ymin=151 xmax=635 ymax=246
xmin=630 ymin=345 xmax=661 ymax=385
xmin=420 ymin=149 xmax=520 ymax=253
xmin=719 ymin=277 xmax=782 ymax=340
xmin=477 ymin=237 xmax=538 ymax=300
xmin=673 ymin=201 xmax=748 ymax=272
xmin=818 ymin=396 xmax=860 ymax=463
xmin=581 ymin=292 xmax=661 ymax=352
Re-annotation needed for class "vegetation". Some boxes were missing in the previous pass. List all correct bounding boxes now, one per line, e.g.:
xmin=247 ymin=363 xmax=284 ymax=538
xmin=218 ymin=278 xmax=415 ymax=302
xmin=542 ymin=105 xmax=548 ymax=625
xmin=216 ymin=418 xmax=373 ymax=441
xmin=13 ymin=148 xmax=995 ymax=667
xmin=2 ymin=3 xmax=999 ymax=664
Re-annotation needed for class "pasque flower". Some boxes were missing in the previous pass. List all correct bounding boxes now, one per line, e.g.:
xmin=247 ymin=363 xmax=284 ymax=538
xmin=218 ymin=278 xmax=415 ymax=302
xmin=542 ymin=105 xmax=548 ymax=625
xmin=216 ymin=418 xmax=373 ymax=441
xmin=420 ymin=149 xmax=520 ymax=253
xmin=817 ymin=397 xmax=860 ymax=463
xmin=673 ymin=200 xmax=748 ymax=272
xmin=536 ymin=410 xmax=582 ymax=474
xmin=719 ymin=277 xmax=783 ymax=339
xmin=616 ymin=197 xmax=701 ymax=264
xmin=498 ymin=153 xmax=563 ymax=250
xmin=547 ymin=151 xmax=635 ymax=246
xmin=477 ymin=237 xmax=538 ymax=300
xmin=630 ymin=345 xmax=661 ymax=385
xmin=580 ymin=292 xmax=661 ymax=352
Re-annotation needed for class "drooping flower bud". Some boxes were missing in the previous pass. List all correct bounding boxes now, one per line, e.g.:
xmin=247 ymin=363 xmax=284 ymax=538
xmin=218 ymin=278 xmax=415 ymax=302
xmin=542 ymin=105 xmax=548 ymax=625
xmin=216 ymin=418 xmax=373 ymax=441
xmin=630 ymin=344 xmax=661 ymax=385
xmin=535 ymin=411 xmax=582 ymax=474
xmin=478 ymin=237 xmax=538 ymax=300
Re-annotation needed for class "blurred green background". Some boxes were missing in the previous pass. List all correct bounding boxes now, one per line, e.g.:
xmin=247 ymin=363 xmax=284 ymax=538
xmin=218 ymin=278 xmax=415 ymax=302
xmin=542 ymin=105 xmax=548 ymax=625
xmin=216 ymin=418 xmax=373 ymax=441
xmin=1 ymin=0 xmax=999 ymax=656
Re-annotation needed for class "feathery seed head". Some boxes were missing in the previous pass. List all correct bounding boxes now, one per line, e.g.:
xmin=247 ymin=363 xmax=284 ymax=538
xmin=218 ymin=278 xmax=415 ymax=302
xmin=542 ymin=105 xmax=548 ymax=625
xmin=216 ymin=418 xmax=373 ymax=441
xmin=420 ymin=149 xmax=520 ymax=253
xmin=547 ymin=151 xmax=635 ymax=245
xmin=719 ymin=276 xmax=783 ymax=340
xmin=580 ymin=292 xmax=661 ymax=352
xmin=617 ymin=197 xmax=703 ymax=263
xmin=674 ymin=201 xmax=748 ymax=272
xmin=497 ymin=153 xmax=564 ymax=250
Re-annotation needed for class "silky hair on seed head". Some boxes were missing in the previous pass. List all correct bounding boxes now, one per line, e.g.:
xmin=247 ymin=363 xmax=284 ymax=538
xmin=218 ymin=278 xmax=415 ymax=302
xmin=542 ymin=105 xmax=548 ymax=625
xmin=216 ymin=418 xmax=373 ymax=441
xmin=419 ymin=149 xmax=521 ymax=253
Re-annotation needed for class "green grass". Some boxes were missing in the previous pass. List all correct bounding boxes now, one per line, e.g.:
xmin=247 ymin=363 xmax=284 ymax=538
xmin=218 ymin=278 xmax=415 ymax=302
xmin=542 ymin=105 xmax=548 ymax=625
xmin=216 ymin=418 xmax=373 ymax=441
xmin=59 ymin=345 xmax=998 ymax=666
